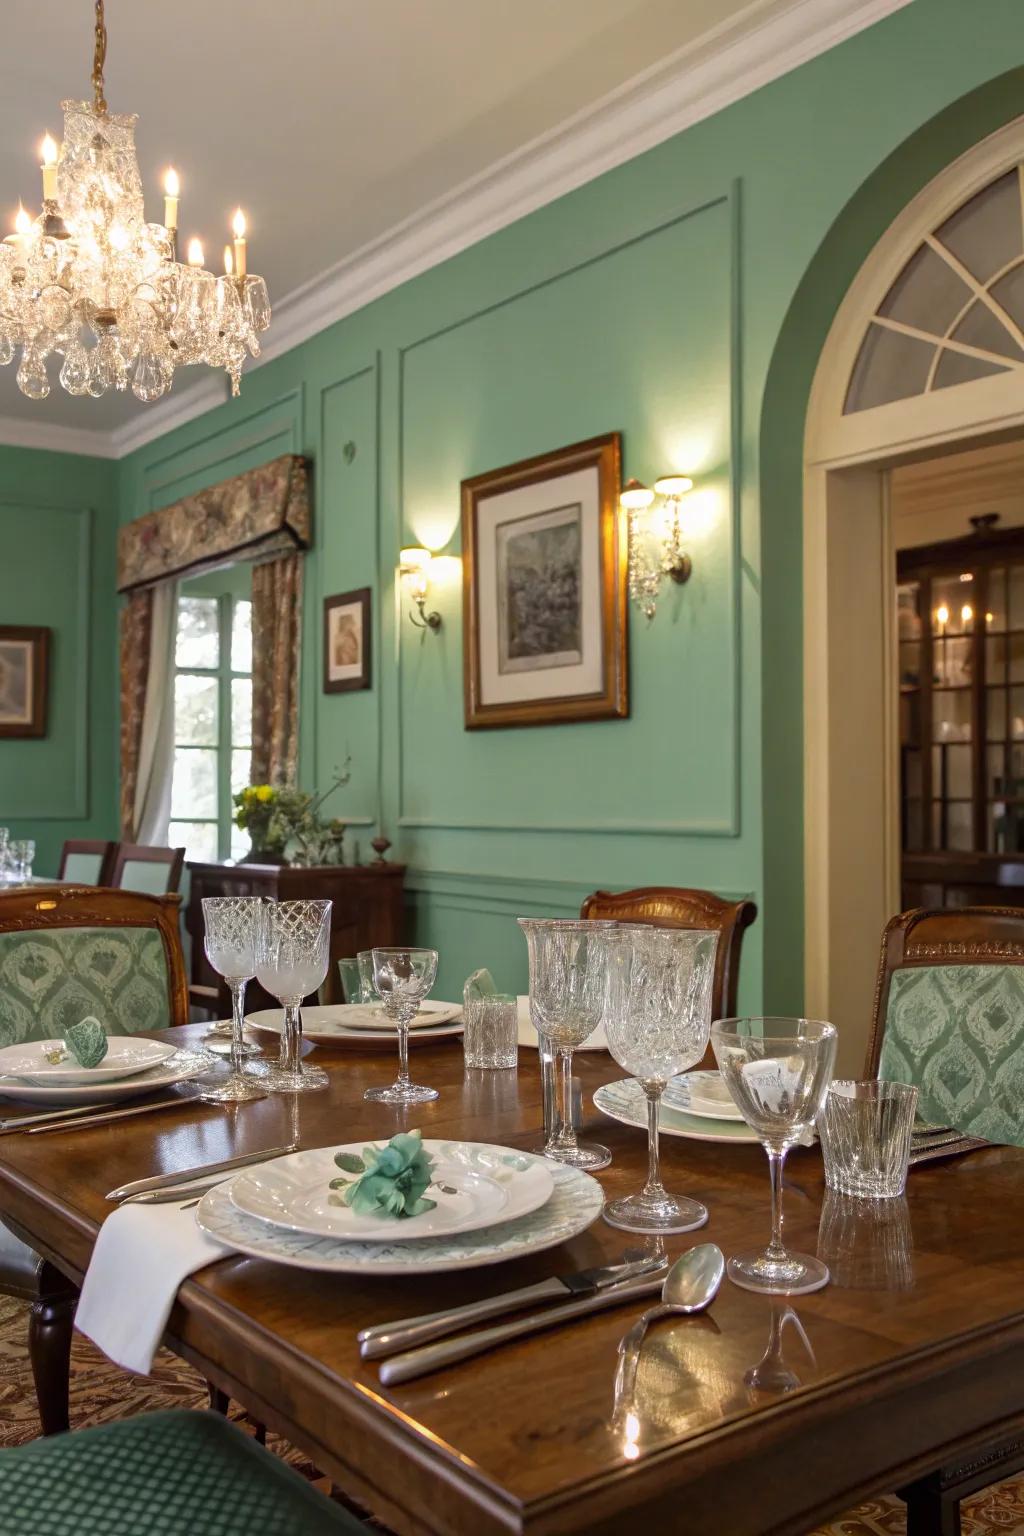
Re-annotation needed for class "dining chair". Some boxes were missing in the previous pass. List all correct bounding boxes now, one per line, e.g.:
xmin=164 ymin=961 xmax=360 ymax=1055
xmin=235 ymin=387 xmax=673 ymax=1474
xmin=0 ymin=1409 xmax=367 ymax=1533
xmin=0 ymin=884 xmax=189 ymax=1438
xmin=109 ymin=841 xmax=186 ymax=896
xmin=56 ymin=839 xmax=117 ymax=886
xmin=868 ymin=904 xmax=1024 ymax=1535
xmin=580 ymin=885 xmax=758 ymax=1034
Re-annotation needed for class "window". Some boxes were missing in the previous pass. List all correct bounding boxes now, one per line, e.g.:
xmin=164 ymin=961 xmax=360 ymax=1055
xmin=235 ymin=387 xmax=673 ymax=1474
xmin=168 ymin=590 xmax=252 ymax=863
xmin=845 ymin=169 xmax=1024 ymax=415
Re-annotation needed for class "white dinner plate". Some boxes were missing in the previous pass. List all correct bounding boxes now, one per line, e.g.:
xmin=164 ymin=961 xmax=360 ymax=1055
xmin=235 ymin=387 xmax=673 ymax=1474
xmin=594 ymin=1078 xmax=760 ymax=1144
xmin=0 ymin=1036 xmax=176 ymax=1086
xmin=198 ymin=1156 xmax=602 ymax=1275
xmin=663 ymin=1069 xmax=745 ymax=1122
xmin=228 ymin=1140 xmax=553 ymax=1242
xmin=245 ymin=1005 xmax=463 ymax=1048
xmin=331 ymin=1001 xmax=462 ymax=1032
xmin=0 ymin=1047 xmax=218 ymax=1106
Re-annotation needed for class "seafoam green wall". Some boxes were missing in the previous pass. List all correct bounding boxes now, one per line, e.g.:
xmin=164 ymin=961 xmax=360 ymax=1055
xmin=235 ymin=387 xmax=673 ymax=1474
xmin=0 ymin=446 xmax=119 ymax=876
xmin=115 ymin=0 xmax=1024 ymax=1006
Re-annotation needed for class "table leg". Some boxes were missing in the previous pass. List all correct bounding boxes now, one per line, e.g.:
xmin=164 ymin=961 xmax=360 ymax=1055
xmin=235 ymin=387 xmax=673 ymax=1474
xmin=28 ymin=1264 xmax=77 ymax=1436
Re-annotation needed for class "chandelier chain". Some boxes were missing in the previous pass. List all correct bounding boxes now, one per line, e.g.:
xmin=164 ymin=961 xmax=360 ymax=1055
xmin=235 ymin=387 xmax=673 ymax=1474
xmin=92 ymin=0 xmax=107 ymax=116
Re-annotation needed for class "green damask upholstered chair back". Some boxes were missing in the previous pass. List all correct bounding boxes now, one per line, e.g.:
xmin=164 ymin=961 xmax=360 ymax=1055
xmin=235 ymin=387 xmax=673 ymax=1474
xmin=868 ymin=907 xmax=1024 ymax=1148
xmin=0 ymin=886 xmax=188 ymax=1048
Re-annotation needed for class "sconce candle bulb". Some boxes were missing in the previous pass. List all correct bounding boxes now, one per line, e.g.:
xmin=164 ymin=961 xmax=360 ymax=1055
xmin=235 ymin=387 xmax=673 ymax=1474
xmin=399 ymin=545 xmax=442 ymax=632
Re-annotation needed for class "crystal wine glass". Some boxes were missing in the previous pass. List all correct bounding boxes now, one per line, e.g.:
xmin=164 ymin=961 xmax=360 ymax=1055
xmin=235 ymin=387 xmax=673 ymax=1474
xmin=254 ymin=899 xmax=332 ymax=1093
xmin=603 ymin=926 xmax=718 ymax=1233
xmin=711 ymin=1017 xmax=837 ymax=1295
xmin=364 ymin=947 xmax=439 ymax=1104
xmin=518 ymin=918 xmax=615 ymax=1170
xmin=198 ymin=897 xmax=267 ymax=1103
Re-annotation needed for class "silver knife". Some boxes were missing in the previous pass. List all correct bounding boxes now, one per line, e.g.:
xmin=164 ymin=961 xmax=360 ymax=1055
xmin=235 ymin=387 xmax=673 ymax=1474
xmin=377 ymin=1276 xmax=665 ymax=1386
xmin=119 ymin=1178 xmax=235 ymax=1206
xmin=107 ymin=1142 xmax=298 ymax=1201
xmin=358 ymin=1254 xmax=667 ymax=1360
xmin=0 ymin=1101 xmax=111 ymax=1134
xmin=26 ymin=1090 xmax=204 ymax=1136
xmin=909 ymin=1134 xmax=989 ymax=1167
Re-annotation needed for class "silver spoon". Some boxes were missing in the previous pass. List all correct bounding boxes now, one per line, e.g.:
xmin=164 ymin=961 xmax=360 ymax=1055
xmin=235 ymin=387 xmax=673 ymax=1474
xmin=614 ymin=1243 xmax=725 ymax=1414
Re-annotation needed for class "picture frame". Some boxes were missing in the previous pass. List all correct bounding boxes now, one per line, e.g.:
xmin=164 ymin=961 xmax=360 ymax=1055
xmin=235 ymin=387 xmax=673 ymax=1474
xmin=0 ymin=625 xmax=50 ymax=739
xmin=323 ymin=587 xmax=371 ymax=693
xmin=461 ymin=432 xmax=627 ymax=729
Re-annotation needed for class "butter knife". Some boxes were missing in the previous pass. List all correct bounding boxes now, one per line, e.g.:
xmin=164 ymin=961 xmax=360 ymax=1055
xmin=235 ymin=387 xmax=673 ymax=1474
xmin=107 ymin=1142 xmax=298 ymax=1201
xmin=377 ymin=1276 xmax=665 ymax=1386
xmin=358 ymin=1254 xmax=667 ymax=1359
xmin=26 ymin=1090 xmax=204 ymax=1136
xmin=0 ymin=1101 xmax=110 ymax=1134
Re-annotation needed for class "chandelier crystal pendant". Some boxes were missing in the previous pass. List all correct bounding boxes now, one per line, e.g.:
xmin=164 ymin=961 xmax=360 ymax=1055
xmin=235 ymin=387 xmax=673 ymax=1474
xmin=0 ymin=0 xmax=270 ymax=404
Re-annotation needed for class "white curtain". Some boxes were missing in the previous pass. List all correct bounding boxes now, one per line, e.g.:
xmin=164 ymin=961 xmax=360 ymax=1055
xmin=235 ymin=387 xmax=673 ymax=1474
xmin=133 ymin=580 xmax=178 ymax=844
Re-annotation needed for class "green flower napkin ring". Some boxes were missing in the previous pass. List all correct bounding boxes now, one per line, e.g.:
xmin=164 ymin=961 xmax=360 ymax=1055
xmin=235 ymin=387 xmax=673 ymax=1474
xmin=329 ymin=1129 xmax=437 ymax=1219
xmin=62 ymin=1015 xmax=109 ymax=1069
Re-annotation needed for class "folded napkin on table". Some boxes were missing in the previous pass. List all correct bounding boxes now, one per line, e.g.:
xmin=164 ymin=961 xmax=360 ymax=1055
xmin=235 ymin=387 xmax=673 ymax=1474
xmin=515 ymin=994 xmax=608 ymax=1050
xmin=75 ymin=1191 xmax=232 ymax=1376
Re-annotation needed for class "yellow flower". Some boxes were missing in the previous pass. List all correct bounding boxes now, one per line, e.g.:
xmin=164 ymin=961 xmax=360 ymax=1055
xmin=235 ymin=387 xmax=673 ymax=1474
xmin=256 ymin=785 xmax=274 ymax=802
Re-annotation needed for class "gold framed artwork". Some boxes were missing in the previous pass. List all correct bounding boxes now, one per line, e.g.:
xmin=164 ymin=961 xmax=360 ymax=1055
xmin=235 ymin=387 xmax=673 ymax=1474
xmin=0 ymin=625 xmax=50 ymax=738
xmin=323 ymin=588 xmax=371 ymax=693
xmin=461 ymin=433 xmax=627 ymax=729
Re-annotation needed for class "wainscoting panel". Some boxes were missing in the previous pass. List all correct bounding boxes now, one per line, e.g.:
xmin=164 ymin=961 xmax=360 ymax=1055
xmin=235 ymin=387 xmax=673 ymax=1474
xmin=140 ymin=388 xmax=304 ymax=511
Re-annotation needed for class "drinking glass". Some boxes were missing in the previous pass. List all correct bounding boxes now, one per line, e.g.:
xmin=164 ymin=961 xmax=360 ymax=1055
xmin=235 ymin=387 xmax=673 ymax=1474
xmin=603 ymin=926 xmax=718 ymax=1233
xmin=0 ymin=828 xmax=9 ymax=884
xmin=198 ymin=897 xmax=267 ymax=1103
xmin=254 ymin=899 xmax=332 ymax=1093
xmin=712 ymin=1017 xmax=837 ymax=1295
xmin=463 ymin=989 xmax=518 ymax=1070
xmin=357 ymin=949 xmax=378 ymax=1003
xmin=818 ymin=1079 xmax=917 ymax=1198
xmin=518 ymin=918 xmax=615 ymax=1170
xmin=337 ymin=958 xmax=363 ymax=1004
xmin=364 ymin=947 xmax=439 ymax=1104
xmin=9 ymin=839 xmax=34 ymax=882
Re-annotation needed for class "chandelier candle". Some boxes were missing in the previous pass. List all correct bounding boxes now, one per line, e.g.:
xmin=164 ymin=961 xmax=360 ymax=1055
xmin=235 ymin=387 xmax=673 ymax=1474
xmin=0 ymin=0 xmax=270 ymax=402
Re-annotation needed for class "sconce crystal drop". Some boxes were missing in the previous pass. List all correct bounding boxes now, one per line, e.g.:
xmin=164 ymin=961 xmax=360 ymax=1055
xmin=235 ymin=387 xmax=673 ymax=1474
xmin=621 ymin=476 xmax=694 ymax=622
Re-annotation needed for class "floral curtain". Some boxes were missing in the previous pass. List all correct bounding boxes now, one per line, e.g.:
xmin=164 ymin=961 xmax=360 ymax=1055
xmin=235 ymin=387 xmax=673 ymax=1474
xmin=117 ymin=454 xmax=311 ymax=594
xmin=250 ymin=553 xmax=303 ymax=787
xmin=119 ymin=590 xmax=153 ymax=837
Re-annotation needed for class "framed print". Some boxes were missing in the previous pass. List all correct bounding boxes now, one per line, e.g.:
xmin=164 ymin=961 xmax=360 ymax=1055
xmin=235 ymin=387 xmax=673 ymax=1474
xmin=0 ymin=626 xmax=49 ymax=739
xmin=461 ymin=432 xmax=627 ymax=729
xmin=323 ymin=588 xmax=371 ymax=693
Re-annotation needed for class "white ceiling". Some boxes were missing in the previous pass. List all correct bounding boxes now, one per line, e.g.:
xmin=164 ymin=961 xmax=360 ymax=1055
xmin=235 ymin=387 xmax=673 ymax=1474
xmin=0 ymin=0 xmax=907 ymax=450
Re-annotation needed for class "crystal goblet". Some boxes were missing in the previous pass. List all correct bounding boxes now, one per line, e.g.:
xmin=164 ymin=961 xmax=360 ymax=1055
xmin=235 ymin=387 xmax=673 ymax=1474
xmin=197 ymin=897 xmax=267 ymax=1102
xmin=254 ymin=899 xmax=332 ymax=1093
xmin=603 ymin=926 xmax=718 ymax=1233
xmin=712 ymin=1016 xmax=837 ymax=1295
xmin=364 ymin=947 xmax=439 ymax=1104
xmin=518 ymin=918 xmax=615 ymax=1170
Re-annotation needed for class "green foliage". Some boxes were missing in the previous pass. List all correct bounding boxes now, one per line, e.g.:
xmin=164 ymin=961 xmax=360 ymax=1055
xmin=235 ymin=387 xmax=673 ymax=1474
xmin=328 ymin=1129 xmax=438 ymax=1220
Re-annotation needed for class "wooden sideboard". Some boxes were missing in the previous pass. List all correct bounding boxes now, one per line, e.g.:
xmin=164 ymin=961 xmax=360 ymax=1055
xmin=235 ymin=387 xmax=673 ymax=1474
xmin=185 ymin=860 xmax=406 ymax=1014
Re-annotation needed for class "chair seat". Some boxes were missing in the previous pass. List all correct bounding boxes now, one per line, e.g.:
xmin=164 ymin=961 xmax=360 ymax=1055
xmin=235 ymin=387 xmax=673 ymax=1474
xmin=0 ymin=1410 xmax=366 ymax=1535
xmin=0 ymin=1217 xmax=43 ymax=1296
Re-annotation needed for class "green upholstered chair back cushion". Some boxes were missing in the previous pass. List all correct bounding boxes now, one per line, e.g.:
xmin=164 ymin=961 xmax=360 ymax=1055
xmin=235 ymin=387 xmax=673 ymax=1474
xmin=0 ymin=926 xmax=172 ymax=1046
xmin=0 ymin=1410 xmax=364 ymax=1535
xmin=118 ymin=858 xmax=173 ymax=895
xmin=880 ymin=964 xmax=1024 ymax=1146
xmin=61 ymin=851 xmax=105 ymax=883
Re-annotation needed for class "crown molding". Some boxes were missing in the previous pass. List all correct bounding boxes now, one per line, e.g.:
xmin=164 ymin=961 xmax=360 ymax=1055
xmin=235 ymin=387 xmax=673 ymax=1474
xmin=0 ymin=0 xmax=909 ymax=462
xmin=0 ymin=413 xmax=118 ymax=458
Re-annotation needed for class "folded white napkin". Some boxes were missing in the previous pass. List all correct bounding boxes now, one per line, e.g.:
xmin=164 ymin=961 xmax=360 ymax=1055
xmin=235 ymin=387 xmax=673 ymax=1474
xmin=75 ymin=1196 xmax=231 ymax=1375
xmin=516 ymin=995 xmax=608 ymax=1050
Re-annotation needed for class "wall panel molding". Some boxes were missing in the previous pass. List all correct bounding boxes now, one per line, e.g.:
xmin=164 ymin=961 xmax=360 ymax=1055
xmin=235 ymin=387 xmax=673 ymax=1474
xmin=142 ymin=387 xmax=304 ymax=509
xmin=404 ymin=867 xmax=754 ymax=915
xmin=394 ymin=183 xmax=742 ymax=839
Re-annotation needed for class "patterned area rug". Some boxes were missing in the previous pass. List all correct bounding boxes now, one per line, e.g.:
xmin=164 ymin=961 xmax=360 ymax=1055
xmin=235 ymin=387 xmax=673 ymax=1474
xmin=1 ymin=1294 xmax=1022 ymax=1534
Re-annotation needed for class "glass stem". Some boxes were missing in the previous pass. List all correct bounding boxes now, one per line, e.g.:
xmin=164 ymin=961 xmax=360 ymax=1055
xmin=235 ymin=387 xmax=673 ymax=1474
xmin=228 ymin=979 xmax=246 ymax=1076
xmin=396 ymin=1017 xmax=411 ymax=1088
xmin=766 ymin=1147 xmax=788 ymax=1261
xmin=545 ymin=1047 xmax=578 ymax=1154
xmin=280 ymin=1001 xmax=302 ymax=1073
xmin=641 ymin=1082 xmax=667 ymax=1199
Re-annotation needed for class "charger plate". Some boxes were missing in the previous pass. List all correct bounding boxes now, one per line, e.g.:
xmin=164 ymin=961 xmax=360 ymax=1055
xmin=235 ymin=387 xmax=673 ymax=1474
xmin=245 ymin=1005 xmax=463 ymax=1048
xmin=197 ymin=1157 xmax=603 ymax=1275
xmin=228 ymin=1140 xmax=553 ymax=1241
xmin=594 ymin=1078 xmax=759 ymax=1145
xmin=0 ymin=1047 xmax=218 ymax=1106
xmin=0 ymin=1037 xmax=176 ymax=1087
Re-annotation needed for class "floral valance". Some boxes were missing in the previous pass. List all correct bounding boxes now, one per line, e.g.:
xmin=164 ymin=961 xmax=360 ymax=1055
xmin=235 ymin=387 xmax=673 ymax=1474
xmin=117 ymin=453 xmax=312 ymax=594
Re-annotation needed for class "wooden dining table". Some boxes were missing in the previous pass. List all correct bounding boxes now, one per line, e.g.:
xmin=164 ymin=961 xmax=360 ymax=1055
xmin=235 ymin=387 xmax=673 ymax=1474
xmin=1 ymin=1023 xmax=1024 ymax=1536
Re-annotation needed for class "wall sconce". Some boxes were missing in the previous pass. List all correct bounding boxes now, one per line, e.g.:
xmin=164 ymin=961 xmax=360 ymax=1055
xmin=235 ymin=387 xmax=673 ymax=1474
xmin=619 ymin=474 xmax=694 ymax=622
xmin=399 ymin=546 xmax=442 ymax=631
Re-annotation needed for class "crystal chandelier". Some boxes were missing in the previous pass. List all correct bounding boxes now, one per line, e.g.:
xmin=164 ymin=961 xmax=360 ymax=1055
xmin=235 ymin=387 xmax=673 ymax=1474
xmin=619 ymin=475 xmax=694 ymax=622
xmin=0 ymin=0 xmax=270 ymax=404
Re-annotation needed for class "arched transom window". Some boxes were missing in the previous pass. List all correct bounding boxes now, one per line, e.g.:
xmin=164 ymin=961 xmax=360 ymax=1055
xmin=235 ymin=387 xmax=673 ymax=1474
xmin=845 ymin=167 xmax=1024 ymax=414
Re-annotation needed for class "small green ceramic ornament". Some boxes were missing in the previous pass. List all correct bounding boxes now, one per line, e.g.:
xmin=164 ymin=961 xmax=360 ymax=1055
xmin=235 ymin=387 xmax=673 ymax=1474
xmin=63 ymin=1015 xmax=108 ymax=1070
xmin=328 ymin=1129 xmax=437 ymax=1219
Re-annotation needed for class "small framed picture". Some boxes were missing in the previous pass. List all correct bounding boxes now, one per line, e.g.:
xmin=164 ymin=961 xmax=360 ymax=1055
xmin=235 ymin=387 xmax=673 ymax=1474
xmin=0 ymin=626 xmax=49 ymax=738
xmin=323 ymin=588 xmax=371 ymax=693
xmin=461 ymin=433 xmax=627 ymax=728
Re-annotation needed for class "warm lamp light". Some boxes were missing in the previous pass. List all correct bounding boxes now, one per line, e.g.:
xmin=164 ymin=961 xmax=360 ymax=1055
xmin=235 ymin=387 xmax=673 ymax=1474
xmin=399 ymin=546 xmax=441 ymax=632
xmin=186 ymin=236 xmax=204 ymax=267
xmin=619 ymin=471 xmax=695 ymax=621
xmin=40 ymin=134 xmax=59 ymax=202
xmin=163 ymin=166 xmax=179 ymax=232
xmin=14 ymin=204 xmax=31 ymax=236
